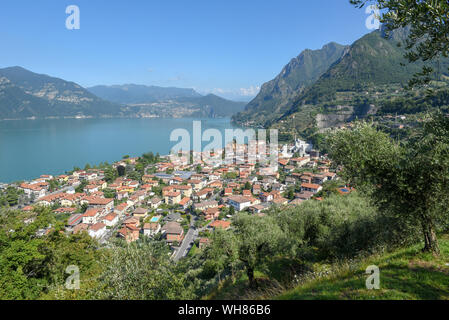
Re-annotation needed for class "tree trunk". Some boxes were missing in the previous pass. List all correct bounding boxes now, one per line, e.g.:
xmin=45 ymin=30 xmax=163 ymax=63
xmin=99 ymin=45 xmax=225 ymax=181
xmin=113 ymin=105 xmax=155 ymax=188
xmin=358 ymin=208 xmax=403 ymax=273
xmin=422 ymin=218 xmax=440 ymax=256
xmin=247 ymin=268 xmax=255 ymax=288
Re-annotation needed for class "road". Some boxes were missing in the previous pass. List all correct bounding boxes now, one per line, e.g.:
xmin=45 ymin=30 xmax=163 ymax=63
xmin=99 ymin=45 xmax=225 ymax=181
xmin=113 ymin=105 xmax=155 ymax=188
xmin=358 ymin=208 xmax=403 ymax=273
xmin=172 ymin=215 xmax=198 ymax=262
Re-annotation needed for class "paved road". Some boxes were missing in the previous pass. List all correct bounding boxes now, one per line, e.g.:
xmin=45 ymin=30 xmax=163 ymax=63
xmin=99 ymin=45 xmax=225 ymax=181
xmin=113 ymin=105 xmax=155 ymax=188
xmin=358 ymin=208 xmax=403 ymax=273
xmin=172 ymin=215 xmax=198 ymax=262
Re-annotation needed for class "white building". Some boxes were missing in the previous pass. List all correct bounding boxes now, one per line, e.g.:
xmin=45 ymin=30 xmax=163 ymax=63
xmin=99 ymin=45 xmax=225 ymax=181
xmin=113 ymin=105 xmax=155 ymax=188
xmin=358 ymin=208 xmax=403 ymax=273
xmin=88 ymin=222 xmax=107 ymax=239
xmin=227 ymin=195 xmax=252 ymax=212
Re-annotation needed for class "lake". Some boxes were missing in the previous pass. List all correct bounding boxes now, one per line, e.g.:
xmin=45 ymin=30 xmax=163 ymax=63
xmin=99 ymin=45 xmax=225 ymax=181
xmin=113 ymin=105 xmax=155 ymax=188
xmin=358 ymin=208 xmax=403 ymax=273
xmin=0 ymin=117 xmax=241 ymax=183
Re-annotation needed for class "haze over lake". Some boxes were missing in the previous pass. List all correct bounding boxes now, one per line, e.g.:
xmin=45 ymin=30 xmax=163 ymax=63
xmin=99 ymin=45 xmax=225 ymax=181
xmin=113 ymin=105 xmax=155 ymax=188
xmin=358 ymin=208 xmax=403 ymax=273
xmin=0 ymin=118 xmax=240 ymax=183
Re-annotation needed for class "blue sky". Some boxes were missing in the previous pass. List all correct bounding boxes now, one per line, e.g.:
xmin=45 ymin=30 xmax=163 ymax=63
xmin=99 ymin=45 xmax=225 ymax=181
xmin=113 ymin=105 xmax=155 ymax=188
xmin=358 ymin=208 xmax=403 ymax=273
xmin=0 ymin=0 xmax=376 ymax=101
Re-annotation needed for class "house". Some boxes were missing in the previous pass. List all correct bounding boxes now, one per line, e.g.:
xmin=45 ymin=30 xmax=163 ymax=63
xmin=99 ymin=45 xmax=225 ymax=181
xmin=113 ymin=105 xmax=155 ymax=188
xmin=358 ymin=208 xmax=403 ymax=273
xmin=242 ymin=190 xmax=252 ymax=197
xmin=208 ymin=180 xmax=223 ymax=189
xmin=199 ymin=238 xmax=210 ymax=249
xmin=116 ymin=191 xmax=129 ymax=201
xmin=209 ymin=220 xmax=231 ymax=230
xmin=285 ymin=176 xmax=296 ymax=186
xmin=37 ymin=193 xmax=63 ymax=207
xmin=102 ymin=213 xmax=119 ymax=227
xmin=20 ymin=183 xmax=47 ymax=199
xmin=301 ymin=183 xmax=322 ymax=194
xmin=164 ymin=191 xmax=182 ymax=205
xmin=324 ymin=172 xmax=337 ymax=181
xmin=161 ymin=222 xmax=184 ymax=244
xmin=148 ymin=197 xmax=162 ymax=209
xmin=88 ymin=222 xmax=107 ymax=239
xmin=296 ymin=191 xmax=315 ymax=201
xmin=203 ymin=207 xmax=220 ymax=220
xmin=179 ymin=197 xmax=192 ymax=210
xmin=173 ymin=185 xmax=193 ymax=198
xmin=248 ymin=204 xmax=267 ymax=214
xmin=73 ymin=223 xmax=89 ymax=234
xmin=133 ymin=207 xmax=148 ymax=219
xmin=60 ymin=193 xmax=85 ymax=207
xmin=83 ymin=196 xmax=114 ymax=213
xmin=252 ymin=184 xmax=261 ymax=195
xmin=187 ymin=179 xmax=204 ymax=192
xmin=194 ymin=200 xmax=218 ymax=211
xmin=223 ymin=188 xmax=233 ymax=196
xmin=272 ymin=197 xmax=288 ymax=206
xmin=260 ymin=192 xmax=274 ymax=203
xmin=290 ymin=157 xmax=310 ymax=168
xmin=123 ymin=217 xmax=140 ymax=228
xmin=117 ymin=225 xmax=140 ymax=243
xmin=84 ymin=185 xmax=99 ymax=194
xmin=114 ymin=202 xmax=128 ymax=216
xmin=311 ymin=174 xmax=327 ymax=185
xmin=142 ymin=175 xmax=156 ymax=183
xmin=227 ymin=195 xmax=252 ymax=212
xmin=82 ymin=208 xmax=104 ymax=225
xmin=194 ymin=188 xmax=214 ymax=201
xmin=143 ymin=223 xmax=161 ymax=237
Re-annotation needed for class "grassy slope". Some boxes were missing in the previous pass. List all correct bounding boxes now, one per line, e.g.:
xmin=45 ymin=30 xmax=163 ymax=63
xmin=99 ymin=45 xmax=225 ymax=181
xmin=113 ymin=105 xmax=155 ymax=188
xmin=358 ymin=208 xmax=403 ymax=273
xmin=206 ymin=235 xmax=449 ymax=300
xmin=278 ymin=235 xmax=449 ymax=300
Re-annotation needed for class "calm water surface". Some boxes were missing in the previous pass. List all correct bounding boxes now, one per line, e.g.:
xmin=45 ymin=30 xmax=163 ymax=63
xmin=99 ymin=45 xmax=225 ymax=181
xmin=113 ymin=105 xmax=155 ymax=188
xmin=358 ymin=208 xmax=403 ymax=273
xmin=0 ymin=117 xmax=240 ymax=183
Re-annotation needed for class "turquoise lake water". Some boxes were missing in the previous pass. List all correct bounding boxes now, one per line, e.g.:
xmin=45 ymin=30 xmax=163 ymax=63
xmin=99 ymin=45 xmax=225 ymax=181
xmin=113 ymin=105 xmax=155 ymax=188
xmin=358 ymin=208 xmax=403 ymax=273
xmin=0 ymin=117 xmax=240 ymax=183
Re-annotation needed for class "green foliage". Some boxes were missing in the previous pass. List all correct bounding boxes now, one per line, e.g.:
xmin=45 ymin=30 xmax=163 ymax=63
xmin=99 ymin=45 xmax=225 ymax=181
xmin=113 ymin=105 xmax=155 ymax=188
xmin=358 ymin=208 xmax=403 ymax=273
xmin=0 ymin=208 xmax=101 ymax=300
xmin=103 ymin=188 xmax=116 ymax=199
xmin=75 ymin=180 xmax=88 ymax=194
xmin=96 ymin=240 xmax=194 ymax=300
xmin=328 ymin=114 xmax=449 ymax=254
xmin=351 ymin=0 xmax=449 ymax=87
xmin=0 ymin=187 xmax=22 ymax=208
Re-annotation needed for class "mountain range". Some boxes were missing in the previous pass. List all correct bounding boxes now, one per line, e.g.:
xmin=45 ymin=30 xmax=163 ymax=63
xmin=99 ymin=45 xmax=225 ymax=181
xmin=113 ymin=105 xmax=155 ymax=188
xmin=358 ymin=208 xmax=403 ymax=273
xmin=88 ymin=84 xmax=246 ymax=118
xmin=0 ymin=68 xmax=245 ymax=120
xmin=0 ymin=67 xmax=123 ymax=120
xmin=233 ymin=26 xmax=449 ymax=134
xmin=235 ymin=42 xmax=349 ymax=126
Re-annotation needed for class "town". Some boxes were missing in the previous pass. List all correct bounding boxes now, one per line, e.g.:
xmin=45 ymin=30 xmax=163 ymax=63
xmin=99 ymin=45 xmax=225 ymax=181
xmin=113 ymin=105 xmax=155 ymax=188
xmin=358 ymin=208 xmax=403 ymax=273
xmin=2 ymin=138 xmax=351 ymax=262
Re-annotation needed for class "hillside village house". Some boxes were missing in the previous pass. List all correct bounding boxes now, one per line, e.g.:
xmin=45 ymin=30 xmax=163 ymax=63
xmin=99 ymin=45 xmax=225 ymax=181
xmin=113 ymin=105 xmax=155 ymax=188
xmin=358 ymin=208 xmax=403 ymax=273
xmin=143 ymin=223 xmax=161 ymax=237
xmin=148 ymin=197 xmax=162 ymax=209
xmin=203 ymin=207 xmax=220 ymax=220
xmin=88 ymin=222 xmax=107 ymax=239
xmin=114 ymin=202 xmax=128 ymax=216
xmin=173 ymin=185 xmax=193 ymax=198
xmin=82 ymin=208 xmax=104 ymax=225
xmin=164 ymin=191 xmax=181 ymax=205
xmin=187 ymin=179 xmax=204 ymax=192
xmin=227 ymin=195 xmax=252 ymax=212
xmin=301 ymin=183 xmax=323 ymax=194
xmin=102 ymin=213 xmax=119 ymax=227
xmin=20 ymin=183 xmax=47 ymax=199
xmin=179 ymin=197 xmax=192 ymax=210
xmin=209 ymin=220 xmax=231 ymax=230
xmin=118 ymin=225 xmax=140 ymax=243
xmin=194 ymin=188 xmax=214 ymax=201
xmin=161 ymin=221 xmax=184 ymax=245
xmin=199 ymin=238 xmax=210 ymax=250
xmin=133 ymin=207 xmax=148 ymax=219
xmin=82 ymin=197 xmax=114 ymax=213
xmin=194 ymin=200 xmax=218 ymax=211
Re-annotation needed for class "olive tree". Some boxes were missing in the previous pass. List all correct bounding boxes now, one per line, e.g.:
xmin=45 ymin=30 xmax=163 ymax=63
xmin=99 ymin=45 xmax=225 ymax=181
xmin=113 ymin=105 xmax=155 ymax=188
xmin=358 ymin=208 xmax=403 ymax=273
xmin=351 ymin=0 xmax=449 ymax=86
xmin=328 ymin=114 xmax=449 ymax=255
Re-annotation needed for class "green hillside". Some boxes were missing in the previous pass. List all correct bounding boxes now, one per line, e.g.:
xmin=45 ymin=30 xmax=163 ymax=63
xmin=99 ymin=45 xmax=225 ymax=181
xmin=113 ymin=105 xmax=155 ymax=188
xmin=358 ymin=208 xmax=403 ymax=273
xmin=0 ymin=67 xmax=124 ymax=119
xmin=205 ymin=235 xmax=449 ymax=300
xmin=279 ymin=235 xmax=449 ymax=300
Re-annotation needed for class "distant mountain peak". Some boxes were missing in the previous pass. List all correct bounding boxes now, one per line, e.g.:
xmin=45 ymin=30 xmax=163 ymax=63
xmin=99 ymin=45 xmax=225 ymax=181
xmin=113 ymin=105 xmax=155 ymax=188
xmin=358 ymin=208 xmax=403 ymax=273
xmin=233 ymin=41 xmax=349 ymax=126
